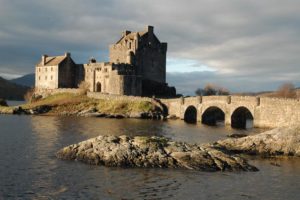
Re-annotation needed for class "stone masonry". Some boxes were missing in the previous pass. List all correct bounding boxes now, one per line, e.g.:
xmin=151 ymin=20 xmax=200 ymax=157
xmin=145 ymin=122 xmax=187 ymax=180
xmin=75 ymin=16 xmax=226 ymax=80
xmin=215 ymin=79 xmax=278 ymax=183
xmin=35 ymin=26 xmax=176 ymax=97
xmin=161 ymin=96 xmax=300 ymax=128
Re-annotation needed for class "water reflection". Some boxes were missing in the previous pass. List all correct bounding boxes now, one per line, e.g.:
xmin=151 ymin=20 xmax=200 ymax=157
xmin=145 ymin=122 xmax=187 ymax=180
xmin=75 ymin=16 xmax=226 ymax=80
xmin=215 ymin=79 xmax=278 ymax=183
xmin=1 ymin=115 xmax=299 ymax=200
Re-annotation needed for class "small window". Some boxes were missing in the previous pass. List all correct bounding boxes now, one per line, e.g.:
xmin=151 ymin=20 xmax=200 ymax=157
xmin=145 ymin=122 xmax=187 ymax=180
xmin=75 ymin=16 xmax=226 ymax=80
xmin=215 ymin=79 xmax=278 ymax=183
xmin=38 ymin=76 xmax=41 ymax=80
xmin=45 ymin=76 xmax=47 ymax=80
xmin=51 ymin=67 xmax=53 ymax=72
xmin=45 ymin=68 xmax=47 ymax=72
xmin=39 ymin=68 xmax=41 ymax=72
xmin=51 ymin=75 xmax=53 ymax=80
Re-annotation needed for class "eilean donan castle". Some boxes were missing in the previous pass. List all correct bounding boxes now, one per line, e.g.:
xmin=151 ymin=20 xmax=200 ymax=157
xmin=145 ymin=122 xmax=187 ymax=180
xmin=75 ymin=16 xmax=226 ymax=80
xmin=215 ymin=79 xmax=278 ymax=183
xmin=35 ymin=26 xmax=176 ymax=97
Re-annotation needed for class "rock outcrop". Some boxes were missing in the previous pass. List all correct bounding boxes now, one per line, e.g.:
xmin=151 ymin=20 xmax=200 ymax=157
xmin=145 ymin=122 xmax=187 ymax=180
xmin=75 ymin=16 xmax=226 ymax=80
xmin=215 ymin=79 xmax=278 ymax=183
xmin=56 ymin=135 xmax=257 ymax=172
xmin=0 ymin=99 xmax=8 ymax=107
xmin=77 ymin=109 xmax=164 ymax=120
xmin=215 ymin=126 xmax=300 ymax=156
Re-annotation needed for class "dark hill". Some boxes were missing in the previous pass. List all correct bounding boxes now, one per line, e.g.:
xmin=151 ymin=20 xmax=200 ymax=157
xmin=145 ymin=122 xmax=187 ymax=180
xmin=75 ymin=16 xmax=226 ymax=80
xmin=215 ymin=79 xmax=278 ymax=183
xmin=0 ymin=77 xmax=29 ymax=100
xmin=10 ymin=73 xmax=35 ymax=87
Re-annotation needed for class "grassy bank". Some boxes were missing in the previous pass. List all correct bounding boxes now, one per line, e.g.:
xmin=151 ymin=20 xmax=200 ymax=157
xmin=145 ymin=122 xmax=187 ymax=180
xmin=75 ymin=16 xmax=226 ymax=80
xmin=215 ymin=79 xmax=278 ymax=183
xmin=16 ymin=93 xmax=158 ymax=115
xmin=0 ymin=106 xmax=14 ymax=114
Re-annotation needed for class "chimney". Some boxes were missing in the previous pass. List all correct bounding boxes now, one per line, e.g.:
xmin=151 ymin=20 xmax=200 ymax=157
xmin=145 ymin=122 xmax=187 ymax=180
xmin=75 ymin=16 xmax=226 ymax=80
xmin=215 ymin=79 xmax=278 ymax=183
xmin=42 ymin=55 xmax=48 ymax=65
xmin=122 ymin=30 xmax=131 ymax=37
xmin=65 ymin=52 xmax=70 ymax=57
xmin=147 ymin=25 xmax=154 ymax=34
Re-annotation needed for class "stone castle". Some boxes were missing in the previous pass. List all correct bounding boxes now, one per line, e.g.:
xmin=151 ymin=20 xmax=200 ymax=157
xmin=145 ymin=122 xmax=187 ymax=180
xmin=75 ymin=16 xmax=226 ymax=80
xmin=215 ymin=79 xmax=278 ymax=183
xmin=35 ymin=26 xmax=176 ymax=97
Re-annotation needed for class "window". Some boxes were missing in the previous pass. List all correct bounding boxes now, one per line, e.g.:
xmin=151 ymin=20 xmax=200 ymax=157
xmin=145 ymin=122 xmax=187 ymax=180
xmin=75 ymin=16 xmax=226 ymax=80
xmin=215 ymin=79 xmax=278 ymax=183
xmin=39 ymin=68 xmax=41 ymax=72
xmin=51 ymin=67 xmax=53 ymax=72
xmin=104 ymin=68 xmax=108 ymax=72
xmin=51 ymin=75 xmax=53 ymax=80
xmin=38 ymin=76 xmax=41 ymax=80
xmin=45 ymin=76 xmax=47 ymax=80
xmin=45 ymin=68 xmax=47 ymax=72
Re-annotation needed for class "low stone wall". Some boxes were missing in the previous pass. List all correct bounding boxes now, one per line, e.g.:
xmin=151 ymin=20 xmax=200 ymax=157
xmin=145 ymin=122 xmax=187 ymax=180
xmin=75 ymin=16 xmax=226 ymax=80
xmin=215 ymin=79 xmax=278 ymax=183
xmin=87 ymin=92 xmax=152 ymax=102
xmin=34 ymin=88 xmax=84 ymax=98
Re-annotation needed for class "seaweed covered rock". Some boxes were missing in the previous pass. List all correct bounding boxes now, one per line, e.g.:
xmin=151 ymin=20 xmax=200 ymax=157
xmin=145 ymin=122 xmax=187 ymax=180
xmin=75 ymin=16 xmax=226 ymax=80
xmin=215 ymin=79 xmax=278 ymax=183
xmin=215 ymin=126 xmax=300 ymax=156
xmin=56 ymin=135 xmax=257 ymax=172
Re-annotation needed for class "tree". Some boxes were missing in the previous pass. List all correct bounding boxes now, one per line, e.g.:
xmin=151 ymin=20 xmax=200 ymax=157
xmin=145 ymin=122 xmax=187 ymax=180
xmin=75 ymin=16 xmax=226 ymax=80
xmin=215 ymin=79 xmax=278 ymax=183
xmin=78 ymin=81 xmax=90 ymax=95
xmin=276 ymin=83 xmax=297 ymax=98
xmin=24 ymin=88 xmax=35 ymax=102
xmin=195 ymin=83 xmax=230 ymax=96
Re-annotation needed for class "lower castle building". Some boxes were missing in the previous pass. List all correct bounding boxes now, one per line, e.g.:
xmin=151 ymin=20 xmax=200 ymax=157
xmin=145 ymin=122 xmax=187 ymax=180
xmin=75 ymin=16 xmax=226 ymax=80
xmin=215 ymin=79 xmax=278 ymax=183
xmin=35 ymin=26 xmax=176 ymax=97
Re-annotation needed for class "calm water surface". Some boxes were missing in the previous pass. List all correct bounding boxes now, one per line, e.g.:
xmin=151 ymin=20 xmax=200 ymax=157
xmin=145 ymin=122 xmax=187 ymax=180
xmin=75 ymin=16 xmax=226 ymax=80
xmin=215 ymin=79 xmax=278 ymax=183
xmin=0 ymin=115 xmax=299 ymax=200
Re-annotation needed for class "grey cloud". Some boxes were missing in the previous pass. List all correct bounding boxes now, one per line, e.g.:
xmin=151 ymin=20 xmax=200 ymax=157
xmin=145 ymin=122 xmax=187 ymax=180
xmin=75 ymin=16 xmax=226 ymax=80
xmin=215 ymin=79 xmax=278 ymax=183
xmin=167 ymin=71 xmax=300 ymax=95
xmin=0 ymin=0 xmax=299 ymax=93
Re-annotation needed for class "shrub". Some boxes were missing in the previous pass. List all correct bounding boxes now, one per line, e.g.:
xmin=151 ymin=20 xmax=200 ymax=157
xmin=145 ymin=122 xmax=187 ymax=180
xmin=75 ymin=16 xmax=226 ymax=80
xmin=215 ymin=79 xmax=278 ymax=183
xmin=78 ymin=81 xmax=90 ymax=95
xmin=275 ymin=83 xmax=297 ymax=98
xmin=195 ymin=83 xmax=230 ymax=96
xmin=24 ymin=88 xmax=35 ymax=102
xmin=0 ymin=99 xmax=8 ymax=107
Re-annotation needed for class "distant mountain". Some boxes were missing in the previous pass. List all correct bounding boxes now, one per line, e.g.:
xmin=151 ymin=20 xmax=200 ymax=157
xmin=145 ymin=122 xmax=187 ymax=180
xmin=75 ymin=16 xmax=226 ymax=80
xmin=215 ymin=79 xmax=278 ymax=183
xmin=10 ymin=73 xmax=35 ymax=87
xmin=0 ymin=77 xmax=30 ymax=100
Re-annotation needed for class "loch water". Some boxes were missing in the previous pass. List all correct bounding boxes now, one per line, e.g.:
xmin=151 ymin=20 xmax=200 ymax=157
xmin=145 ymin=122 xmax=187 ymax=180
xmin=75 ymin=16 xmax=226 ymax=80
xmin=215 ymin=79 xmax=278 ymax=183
xmin=0 ymin=114 xmax=300 ymax=200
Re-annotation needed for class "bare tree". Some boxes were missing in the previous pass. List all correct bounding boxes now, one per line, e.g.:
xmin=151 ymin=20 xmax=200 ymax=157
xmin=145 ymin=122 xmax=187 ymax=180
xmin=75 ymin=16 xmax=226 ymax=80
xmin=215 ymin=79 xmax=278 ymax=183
xmin=78 ymin=81 xmax=90 ymax=95
xmin=195 ymin=83 xmax=230 ymax=96
xmin=276 ymin=83 xmax=297 ymax=98
xmin=24 ymin=88 xmax=35 ymax=102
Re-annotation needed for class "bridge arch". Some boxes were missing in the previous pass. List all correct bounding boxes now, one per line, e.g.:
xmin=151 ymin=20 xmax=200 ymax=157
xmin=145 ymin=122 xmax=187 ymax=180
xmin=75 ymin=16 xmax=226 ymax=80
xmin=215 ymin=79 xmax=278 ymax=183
xmin=184 ymin=105 xmax=197 ymax=124
xmin=231 ymin=106 xmax=254 ymax=129
xmin=202 ymin=106 xmax=225 ymax=126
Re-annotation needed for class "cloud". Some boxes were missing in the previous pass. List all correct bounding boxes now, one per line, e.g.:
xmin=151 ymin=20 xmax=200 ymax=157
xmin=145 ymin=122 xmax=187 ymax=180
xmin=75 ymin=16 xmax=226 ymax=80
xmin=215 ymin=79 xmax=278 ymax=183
xmin=167 ymin=71 xmax=300 ymax=95
xmin=0 ymin=0 xmax=299 ymax=93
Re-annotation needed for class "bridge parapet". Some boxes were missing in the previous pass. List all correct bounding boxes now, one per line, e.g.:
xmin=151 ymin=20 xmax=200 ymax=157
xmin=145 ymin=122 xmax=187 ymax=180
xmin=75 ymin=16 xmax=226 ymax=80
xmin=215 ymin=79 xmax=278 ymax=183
xmin=202 ymin=96 xmax=228 ymax=103
xmin=260 ymin=97 xmax=300 ymax=105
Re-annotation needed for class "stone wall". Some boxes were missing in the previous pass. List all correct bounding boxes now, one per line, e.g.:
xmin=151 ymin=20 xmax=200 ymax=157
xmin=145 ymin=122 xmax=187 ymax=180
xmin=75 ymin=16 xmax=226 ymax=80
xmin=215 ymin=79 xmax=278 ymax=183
xmin=254 ymin=97 xmax=300 ymax=128
xmin=84 ymin=62 xmax=142 ymax=96
xmin=109 ymin=26 xmax=167 ymax=84
xmin=35 ymin=54 xmax=83 ymax=89
xmin=87 ymin=92 xmax=152 ymax=102
xmin=35 ymin=65 xmax=59 ymax=89
xmin=34 ymin=88 xmax=84 ymax=98
xmin=161 ymin=96 xmax=300 ymax=128
xmin=58 ymin=57 xmax=78 ymax=88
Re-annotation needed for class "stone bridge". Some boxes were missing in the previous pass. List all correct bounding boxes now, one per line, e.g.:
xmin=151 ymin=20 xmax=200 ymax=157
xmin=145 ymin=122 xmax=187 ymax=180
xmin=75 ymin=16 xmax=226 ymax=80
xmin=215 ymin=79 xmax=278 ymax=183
xmin=160 ymin=96 xmax=300 ymax=128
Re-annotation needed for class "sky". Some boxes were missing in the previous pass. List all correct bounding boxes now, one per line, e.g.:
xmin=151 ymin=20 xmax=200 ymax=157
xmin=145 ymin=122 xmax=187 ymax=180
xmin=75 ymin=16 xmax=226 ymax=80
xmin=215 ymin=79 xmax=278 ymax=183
xmin=0 ymin=0 xmax=299 ymax=95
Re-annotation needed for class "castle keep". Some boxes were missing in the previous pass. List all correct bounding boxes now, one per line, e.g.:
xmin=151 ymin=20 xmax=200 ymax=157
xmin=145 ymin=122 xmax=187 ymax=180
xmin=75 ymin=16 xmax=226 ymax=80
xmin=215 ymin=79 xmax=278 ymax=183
xmin=35 ymin=26 xmax=176 ymax=97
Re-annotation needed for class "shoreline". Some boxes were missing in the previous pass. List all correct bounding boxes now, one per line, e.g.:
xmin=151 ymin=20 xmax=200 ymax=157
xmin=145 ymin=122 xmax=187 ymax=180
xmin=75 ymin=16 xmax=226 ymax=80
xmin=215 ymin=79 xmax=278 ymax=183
xmin=0 ymin=93 xmax=166 ymax=120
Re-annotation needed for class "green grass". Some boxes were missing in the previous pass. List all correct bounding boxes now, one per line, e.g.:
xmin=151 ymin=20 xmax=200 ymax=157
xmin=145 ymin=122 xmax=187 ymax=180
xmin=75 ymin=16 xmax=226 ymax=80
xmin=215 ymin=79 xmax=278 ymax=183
xmin=96 ymin=99 xmax=155 ymax=114
xmin=17 ymin=93 xmax=157 ymax=115
xmin=0 ymin=106 xmax=14 ymax=114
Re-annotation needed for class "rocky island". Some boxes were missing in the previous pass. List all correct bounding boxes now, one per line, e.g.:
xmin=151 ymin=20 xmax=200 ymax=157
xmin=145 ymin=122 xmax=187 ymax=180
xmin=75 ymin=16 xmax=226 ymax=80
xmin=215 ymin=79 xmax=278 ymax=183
xmin=215 ymin=126 xmax=300 ymax=156
xmin=56 ymin=135 xmax=258 ymax=172
xmin=56 ymin=126 xmax=300 ymax=172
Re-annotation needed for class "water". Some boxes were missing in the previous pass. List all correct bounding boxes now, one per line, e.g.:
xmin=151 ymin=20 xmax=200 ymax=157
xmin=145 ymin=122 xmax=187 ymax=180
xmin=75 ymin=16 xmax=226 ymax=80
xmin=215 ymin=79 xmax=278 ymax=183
xmin=6 ymin=100 xmax=25 ymax=106
xmin=0 ymin=115 xmax=299 ymax=200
